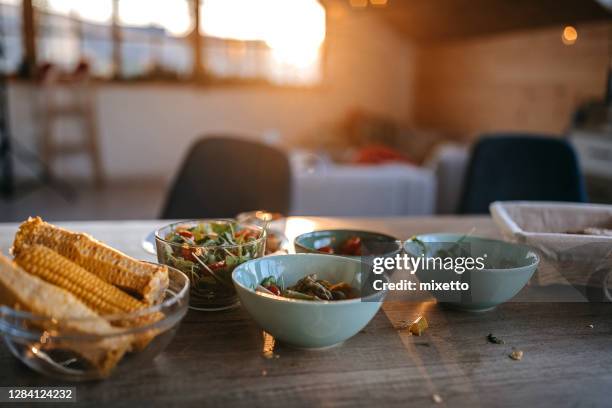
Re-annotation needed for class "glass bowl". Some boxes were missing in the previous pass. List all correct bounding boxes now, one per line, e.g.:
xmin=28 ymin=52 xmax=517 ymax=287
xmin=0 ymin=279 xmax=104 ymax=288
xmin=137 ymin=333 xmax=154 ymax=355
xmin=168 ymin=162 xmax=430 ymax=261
xmin=236 ymin=210 xmax=286 ymax=232
xmin=0 ymin=266 xmax=189 ymax=382
xmin=235 ymin=211 xmax=288 ymax=255
xmin=155 ymin=219 xmax=266 ymax=311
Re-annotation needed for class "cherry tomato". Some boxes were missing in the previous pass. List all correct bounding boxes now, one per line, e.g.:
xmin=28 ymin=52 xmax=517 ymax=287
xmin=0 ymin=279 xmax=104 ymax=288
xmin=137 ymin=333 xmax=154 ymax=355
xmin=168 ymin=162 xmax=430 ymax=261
xmin=339 ymin=237 xmax=362 ymax=256
xmin=181 ymin=247 xmax=196 ymax=261
xmin=317 ymin=245 xmax=334 ymax=254
xmin=268 ymin=284 xmax=281 ymax=296
xmin=208 ymin=260 xmax=226 ymax=270
xmin=178 ymin=230 xmax=194 ymax=239
xmin=236 ymin=229 xmax=259 ymax=240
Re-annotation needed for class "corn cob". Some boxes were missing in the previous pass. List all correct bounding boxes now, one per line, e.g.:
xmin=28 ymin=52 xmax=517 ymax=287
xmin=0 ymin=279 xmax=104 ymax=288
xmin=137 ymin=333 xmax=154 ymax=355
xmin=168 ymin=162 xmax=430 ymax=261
xmin=12 ymin=217 xmax=168 ymax=305
xmin=0 ymin=253 xmax=131 ymax=375
xmin=14 ymin=245 xmax=146 ymax=316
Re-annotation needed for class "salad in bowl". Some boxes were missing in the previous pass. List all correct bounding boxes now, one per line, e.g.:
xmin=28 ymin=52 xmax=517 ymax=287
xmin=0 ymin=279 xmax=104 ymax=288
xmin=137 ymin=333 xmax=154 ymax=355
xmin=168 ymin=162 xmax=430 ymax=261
xmin=155 ymin=220 xmax=266 ymax=311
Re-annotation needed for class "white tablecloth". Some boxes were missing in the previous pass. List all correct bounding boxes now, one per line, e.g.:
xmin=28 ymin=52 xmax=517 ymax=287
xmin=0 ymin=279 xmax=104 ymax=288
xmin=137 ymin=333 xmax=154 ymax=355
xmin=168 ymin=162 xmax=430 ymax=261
xmin=290 ymin=162 xmax=436 ymax=217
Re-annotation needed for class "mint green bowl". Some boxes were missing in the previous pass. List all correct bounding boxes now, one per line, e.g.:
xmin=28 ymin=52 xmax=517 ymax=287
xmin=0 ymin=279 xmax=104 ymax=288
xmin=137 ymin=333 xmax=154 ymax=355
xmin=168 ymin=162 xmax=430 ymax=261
xmin=294 ymin=229 xmax=401 ymax=259
xmin=232 ymin=254 xmax=385 ymax=349
xmin=404 ymin=234 xmax=539 ymax=312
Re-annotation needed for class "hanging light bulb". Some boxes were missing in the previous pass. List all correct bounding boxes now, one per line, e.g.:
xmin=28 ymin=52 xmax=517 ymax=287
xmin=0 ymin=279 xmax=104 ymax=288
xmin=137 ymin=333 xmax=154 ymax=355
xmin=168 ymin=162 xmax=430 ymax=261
xmin=561 ymin=26 xmax=578 ymax=46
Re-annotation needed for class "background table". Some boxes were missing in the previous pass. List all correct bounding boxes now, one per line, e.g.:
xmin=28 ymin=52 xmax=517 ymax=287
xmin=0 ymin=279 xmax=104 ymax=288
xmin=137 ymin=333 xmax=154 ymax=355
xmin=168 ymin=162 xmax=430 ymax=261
xmin=0 ymin=216 xmax=610 ymax=407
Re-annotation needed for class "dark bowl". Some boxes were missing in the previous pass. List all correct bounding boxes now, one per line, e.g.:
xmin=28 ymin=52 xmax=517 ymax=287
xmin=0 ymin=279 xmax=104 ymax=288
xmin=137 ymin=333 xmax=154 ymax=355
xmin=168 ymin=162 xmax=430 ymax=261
xmin=294 ymin=229 xmax=401 ymax=259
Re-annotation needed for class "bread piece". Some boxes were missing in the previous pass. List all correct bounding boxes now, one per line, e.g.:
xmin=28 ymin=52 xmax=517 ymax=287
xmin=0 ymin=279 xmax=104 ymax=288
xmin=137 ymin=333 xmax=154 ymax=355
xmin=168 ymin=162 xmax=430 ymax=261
xmin=12 ymin=217 xmax=168 ymax=305
xmin=0 ymin=253 xmax=131 ymax=375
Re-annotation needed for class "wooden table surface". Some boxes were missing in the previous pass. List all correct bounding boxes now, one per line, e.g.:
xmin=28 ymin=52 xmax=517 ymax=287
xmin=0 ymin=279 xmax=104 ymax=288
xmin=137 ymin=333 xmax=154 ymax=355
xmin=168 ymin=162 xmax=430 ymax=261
xmin=0 ymin=216 xmax=610 ymax=407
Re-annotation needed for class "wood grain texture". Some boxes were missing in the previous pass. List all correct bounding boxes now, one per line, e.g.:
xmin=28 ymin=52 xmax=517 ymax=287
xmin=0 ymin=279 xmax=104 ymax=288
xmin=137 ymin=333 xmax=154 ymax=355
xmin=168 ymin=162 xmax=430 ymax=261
xmin=413 ymin=21 xmax=611 ymax=139
xmin=0 ymin=217 xmax=610 ymax=407
xmin=369 ymin=0 xmax=612 ymax=42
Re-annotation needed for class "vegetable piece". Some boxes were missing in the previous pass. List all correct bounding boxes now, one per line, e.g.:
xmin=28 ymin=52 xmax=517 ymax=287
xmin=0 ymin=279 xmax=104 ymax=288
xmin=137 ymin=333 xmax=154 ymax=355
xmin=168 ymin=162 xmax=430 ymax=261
xmin=487 ymin=333 xmax=505 ymax=344
xmin=330 ymin=282 xmax=353 ymax=297
xmin=409 ymin=316 xmax=428 ymax=336
xmin=14 ymin=217 xmax=169 ymax=305
xmin=338 ymin=236 xmax=362 ymax=256
xmin=281 ymin=289 xmax=320 ymax=301
xmin=267 ymin=285 xmax=281 ymax=296
xmin=331 ymin=290 xmax=346 ymax=300
xmin=208 ymin=260 xmax=226 ymax=270
xmin=14 ymin=245 xmax=146 ymax=316
xmin=292 ymin=275 xmax=333 ymax=300
xmin=178 ymin=231 xmax=194 ymax=239
xmin=317 ymin=246 xmax=334 ymax=254
xmin=258 ymin=274 xmax=355 ymax=301
xmin=260 ymin=276 xmax=277 ymax=288
xmin=181 ymin=247 xmax=196 ymax=262
xmin=256 ymin=285 xmax=274 ymax=295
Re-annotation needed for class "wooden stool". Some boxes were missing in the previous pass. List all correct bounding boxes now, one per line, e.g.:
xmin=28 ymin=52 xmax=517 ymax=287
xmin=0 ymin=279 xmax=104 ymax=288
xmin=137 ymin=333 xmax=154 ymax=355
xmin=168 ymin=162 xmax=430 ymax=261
xmin=38 ymin=63 xmax=104 ymax=187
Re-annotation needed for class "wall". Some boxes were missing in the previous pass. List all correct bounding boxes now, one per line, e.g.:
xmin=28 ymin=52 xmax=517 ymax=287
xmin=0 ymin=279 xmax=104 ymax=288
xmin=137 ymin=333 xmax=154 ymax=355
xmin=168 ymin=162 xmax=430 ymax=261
xmin=7 ymin=8 xmax=415 ymax=183
xmin=413 ymin=21 xmax=611 ymax=139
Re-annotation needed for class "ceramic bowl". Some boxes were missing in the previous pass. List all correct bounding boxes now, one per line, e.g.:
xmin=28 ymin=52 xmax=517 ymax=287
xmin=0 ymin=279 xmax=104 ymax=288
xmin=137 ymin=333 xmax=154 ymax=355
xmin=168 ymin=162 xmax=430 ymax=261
xmin=232 ymin=254 xmax=385 ymax=349
xmin=404 ymin=234 xmax=539 ymax=312
xmin=294 ymin=229 xmax=401 ymax=259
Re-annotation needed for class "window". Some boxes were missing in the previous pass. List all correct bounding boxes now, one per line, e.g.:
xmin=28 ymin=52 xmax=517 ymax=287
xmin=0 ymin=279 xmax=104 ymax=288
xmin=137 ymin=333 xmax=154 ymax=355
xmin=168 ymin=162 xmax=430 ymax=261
xmin=0 ymin=0 xmax=23 ymax=74
xmin=0 ymin=0 xmax=326 ymax=85
xmin=201 ymin=0 xmax=326 ymax=85
xmin=34 ymin=0 xmax=114 ymax=77
xmin=118 ymin=0 xmax=193 ymax=79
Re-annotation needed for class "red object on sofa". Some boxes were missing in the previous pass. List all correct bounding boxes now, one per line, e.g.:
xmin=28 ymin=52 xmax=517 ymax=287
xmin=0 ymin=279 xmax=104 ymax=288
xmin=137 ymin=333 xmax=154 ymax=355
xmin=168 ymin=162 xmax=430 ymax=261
xmin=354 ymin=145 xmax=413 ymax=165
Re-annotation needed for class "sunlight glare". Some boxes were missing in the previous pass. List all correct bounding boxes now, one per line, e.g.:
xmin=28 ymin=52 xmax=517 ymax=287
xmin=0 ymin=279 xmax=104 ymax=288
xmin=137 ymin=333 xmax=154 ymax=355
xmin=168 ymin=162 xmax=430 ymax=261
xmin=46 ymin=0 xmax=112 ymax=23
xmin=119 ymin=0 xmax=193 ymax=36
xmin=46 ymin=0 xmax=193 ymax=36
xmin=201 ymin=0 xmax=326 ymax=82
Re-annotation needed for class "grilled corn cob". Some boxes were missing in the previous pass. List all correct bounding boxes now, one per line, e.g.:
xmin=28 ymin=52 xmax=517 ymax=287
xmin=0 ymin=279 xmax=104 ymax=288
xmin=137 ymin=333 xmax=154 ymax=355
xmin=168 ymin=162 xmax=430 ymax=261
xmin=0 ymin=253 xmax=131 ymax=375
xmin=14 ymin=245 xmax=146 ymax=316
xmin=13 ymin=217 xmax=168 ymax=305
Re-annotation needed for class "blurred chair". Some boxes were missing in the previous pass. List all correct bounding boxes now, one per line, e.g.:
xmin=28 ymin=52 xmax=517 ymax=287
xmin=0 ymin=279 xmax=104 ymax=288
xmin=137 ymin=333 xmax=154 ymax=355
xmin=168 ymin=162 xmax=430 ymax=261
xmin=458 ymin=134 xmax=587 ymax=214
xmin=161 ymin=136 xmax=291 ymax=219
xmin=426 ymin=143 xmax=470 ymax=214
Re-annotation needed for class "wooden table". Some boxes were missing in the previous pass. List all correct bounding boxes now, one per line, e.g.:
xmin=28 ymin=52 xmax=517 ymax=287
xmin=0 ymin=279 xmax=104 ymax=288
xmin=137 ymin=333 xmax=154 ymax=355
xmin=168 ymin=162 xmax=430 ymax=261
xmin=0 ymin=216 xmax=610 ymax=407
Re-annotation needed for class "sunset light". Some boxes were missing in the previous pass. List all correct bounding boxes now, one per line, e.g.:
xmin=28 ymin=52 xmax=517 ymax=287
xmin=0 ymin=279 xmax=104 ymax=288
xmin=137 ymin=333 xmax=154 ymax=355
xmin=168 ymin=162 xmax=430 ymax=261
xmin=46 ymin=0 xmax=194 ymax=36
xmin=119 ymin=0 xmax=193 ymax=36
xmin=202 ymin=0 xmax=326 ymax=83
xmin=42 ymin=0 xmax=326 ymax=84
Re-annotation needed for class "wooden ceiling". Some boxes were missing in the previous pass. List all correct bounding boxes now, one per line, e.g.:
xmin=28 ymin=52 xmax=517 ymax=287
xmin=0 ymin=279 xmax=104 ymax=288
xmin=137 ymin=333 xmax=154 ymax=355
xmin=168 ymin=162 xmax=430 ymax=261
xmin=336 ymin=0 xmax=612 ymax=42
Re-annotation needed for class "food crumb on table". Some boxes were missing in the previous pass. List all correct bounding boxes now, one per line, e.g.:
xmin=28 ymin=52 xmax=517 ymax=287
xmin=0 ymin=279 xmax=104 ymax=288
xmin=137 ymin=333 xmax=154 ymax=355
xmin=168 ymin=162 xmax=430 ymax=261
xmin=432 ymin=393 xmax=443 ymax=404
xmin=409 ymin=316 xmax=428 ymax=336
xmin=509 ymin=350 xmax=524 ymax=361
xmin=487 ymin=333 xmax=505 ymax=344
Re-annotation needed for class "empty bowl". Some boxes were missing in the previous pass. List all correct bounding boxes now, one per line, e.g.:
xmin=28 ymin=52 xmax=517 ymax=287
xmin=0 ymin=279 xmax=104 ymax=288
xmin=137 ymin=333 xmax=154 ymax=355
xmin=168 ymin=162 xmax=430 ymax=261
xmin=404 ymin=234 xmax=539 ymax=312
